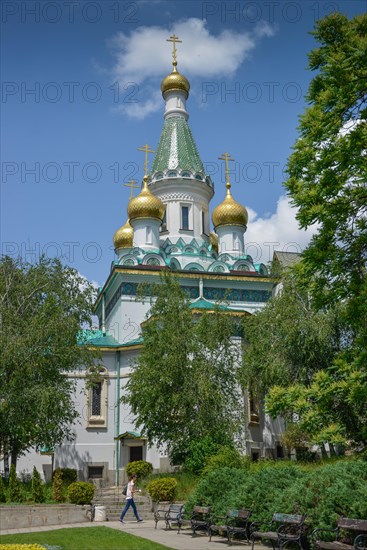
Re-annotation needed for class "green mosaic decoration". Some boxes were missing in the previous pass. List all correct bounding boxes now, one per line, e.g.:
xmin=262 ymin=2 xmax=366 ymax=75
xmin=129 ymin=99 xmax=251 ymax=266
xmin=151 ymin=116 xmax=204 ymax=175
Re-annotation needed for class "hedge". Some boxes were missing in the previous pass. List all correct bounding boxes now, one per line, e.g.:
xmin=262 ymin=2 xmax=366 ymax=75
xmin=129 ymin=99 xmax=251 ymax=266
xmin=186 ymin=459 xmax=367 ymax=530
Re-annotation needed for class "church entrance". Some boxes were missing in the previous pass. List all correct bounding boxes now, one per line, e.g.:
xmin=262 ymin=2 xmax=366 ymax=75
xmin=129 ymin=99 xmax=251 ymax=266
xmin=116 ymin=431 xmax=146 ymax=469
xmin=129 ymin=445 xmax=143 ymax=462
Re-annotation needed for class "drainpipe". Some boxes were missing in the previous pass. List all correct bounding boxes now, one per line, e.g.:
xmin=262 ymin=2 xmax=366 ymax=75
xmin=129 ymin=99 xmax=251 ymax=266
xmin=101 ymin=295 xmax=106 ymax=335
xmin=115 ymin=350 xmax=121 ymax=486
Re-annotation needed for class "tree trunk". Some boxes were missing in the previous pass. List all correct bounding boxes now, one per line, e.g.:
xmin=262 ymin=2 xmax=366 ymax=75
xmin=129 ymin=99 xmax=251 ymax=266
xmin=4 ymin=453 xmax=10 ymax=479
xmin=10 ymin=449 xmax=18 ymax=469
xmin=320 ymin=443 xmax=328 ymax=458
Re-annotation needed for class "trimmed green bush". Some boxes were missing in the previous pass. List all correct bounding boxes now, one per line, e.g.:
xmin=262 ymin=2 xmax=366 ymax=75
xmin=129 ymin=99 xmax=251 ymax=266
xmin=31 ymin=467 xmax=45 ymax=503
xmin=67 ymin=481 xmax=95 ymax=504
xmin=52 ymin=467 xmax=77 ymax=485
xmin=0 ymin=475 xmax=6 ymax=503
xmin=125 ymin=460 xmax=153 ymax=481
xmin=147 ymin=477 xmax=177 ymax=502
xmin=8 ymin=464 xmax=22 ymax=502
xmin=52 ymin=468 xmax=63 ymax=502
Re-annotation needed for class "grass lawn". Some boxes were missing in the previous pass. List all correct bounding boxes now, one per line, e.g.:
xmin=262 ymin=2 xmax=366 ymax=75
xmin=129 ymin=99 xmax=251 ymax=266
xmin=0 ymin=526 xmax=174 ymax=550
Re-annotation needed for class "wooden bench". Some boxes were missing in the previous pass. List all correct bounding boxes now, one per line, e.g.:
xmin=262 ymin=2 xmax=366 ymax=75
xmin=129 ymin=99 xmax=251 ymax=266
xmin=312 ymin=517 xmax=367 ymax=550
xmin=178 ymin=505 xmax=211 ymax=536
xmin=250 ymin=512 xmax=307 ymax=550
xmin=209 ymin=508 xmax=252 ymax=545
xmin=154 ymin=503 xmax=184 ymax=530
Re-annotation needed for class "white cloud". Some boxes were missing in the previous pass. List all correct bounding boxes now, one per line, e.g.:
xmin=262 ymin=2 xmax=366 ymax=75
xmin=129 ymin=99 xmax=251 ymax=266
xmin=108 ymin=18 xmax=275 ymax=118
xmin=244 ymin=195 xmax=318 ymax=265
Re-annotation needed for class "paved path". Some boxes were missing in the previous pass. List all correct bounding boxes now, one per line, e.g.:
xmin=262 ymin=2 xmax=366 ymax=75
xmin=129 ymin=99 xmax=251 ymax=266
xmin=0 ymin=519 xmax=263 ymax=549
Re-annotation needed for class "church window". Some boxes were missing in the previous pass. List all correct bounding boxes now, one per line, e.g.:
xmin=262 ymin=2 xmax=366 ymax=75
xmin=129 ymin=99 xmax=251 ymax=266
xmin=146 ymin=257 xmax=160 ymax=266
xmin=248 ymin=393 xmax=260 ymax=424
xmin=168 ymin=171 xmax=177 ymax=177
xmin=202 ymin=211 xmax=206 ymax=234
xmin=233 ymin=233 xmax=240 ymax=250
xmin=161 ymin=210 xmax=167 ymax=231
xmin=182 ymin=171 xmax=191 ymax=178
xmin=87 ymin=368 xmax=108 ymax=429
xmin=195 ymin=174 xmax=202 ymax=181
xmin=213 ymin=265 xmax=225 ymax=273
xmin=146 ymin=226 xmax=152 ymax=244
xmin=181 ymin=206 xmax=189 ymax=230
xmin=91 ymin=383 xmax=102 ymax=416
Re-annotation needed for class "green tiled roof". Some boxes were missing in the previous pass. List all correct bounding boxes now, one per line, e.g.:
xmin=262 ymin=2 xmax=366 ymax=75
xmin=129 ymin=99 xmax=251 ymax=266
xmin=115 ymin=431 xmax=146 ymax=440
xmin=151 ymin=116 xmax=204 ymax=175
xmin=189 ymin=299 xmax=230 ymax=311
xmin=78 ymin=330 xmax=143 ymax=348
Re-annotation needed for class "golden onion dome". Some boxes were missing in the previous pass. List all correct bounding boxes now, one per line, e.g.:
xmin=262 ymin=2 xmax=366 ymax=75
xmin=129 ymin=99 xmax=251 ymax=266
xmin=210 ymin=231 xmax=219 ymax=254
xmin=128 ymin=175 xmax=165 ymax=222
xmin=212 ymin=182 xmax=248 ymax=229
xmin=113 ymin=219 xmax=133 ymax=249
xmin=161 ymin=63 xmax=190 ymax=98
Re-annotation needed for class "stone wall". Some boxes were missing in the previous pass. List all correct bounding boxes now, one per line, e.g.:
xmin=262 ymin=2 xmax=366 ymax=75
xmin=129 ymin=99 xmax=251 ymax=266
xmin=0 ymin=504 xmax=90 ymax=531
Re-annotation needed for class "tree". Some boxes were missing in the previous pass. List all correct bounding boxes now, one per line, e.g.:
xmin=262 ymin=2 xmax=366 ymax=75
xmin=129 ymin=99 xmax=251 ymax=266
xmin=277 ymin=12 xmax=367 ymax=451
xmin=8 ymin=464 xmax=22 ymax=502
xmin=0 ymin=256 xmax=98 ymax=467
xmin=285 ymin=12 xmax=367 ymax=336
xmin=124 ymin=274 xmax=244 ymax=463
xmin=32 ymin=466 xmax=45 ymax=503
xmin=241 ymin=272 xmax=342 ymax=395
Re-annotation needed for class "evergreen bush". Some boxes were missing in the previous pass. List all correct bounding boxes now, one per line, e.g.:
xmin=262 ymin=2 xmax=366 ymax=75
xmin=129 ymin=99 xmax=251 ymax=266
xmin=186 ymin=459 xmax=367 ymax=530
xmin=8 ymin=464 xmax=22 ymax=502
xmin=31 ymin=466 xmax=45 ymax=503
xmin=146 ymin=477 xmax=177 ymax=502
xmin=52 ymin=467 xmax=77 ymax=485
xmin=183 ymin=437 xmax=220 ymax=475
xmin=125 ymin=460 xmax=153 ymax=481
xmin=52 ymin=468 xmax=63 ymax=502
xmin=0 ymin=475 xmax=6 ymax=503
xmin=67 ymin=481 xmax=95 ymax=504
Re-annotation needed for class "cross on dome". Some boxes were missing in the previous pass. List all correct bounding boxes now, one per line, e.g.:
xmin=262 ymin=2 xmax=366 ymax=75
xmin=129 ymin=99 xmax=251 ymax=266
xmin=124 ymin=179 xmax=139 ymax=199
xmin=138 ymin=144 xmax=155 ymax=177
xmin=218 ymin=152 xmax=235 ymax=188
xmin=166 ymin=34 xmax=182 ymax=67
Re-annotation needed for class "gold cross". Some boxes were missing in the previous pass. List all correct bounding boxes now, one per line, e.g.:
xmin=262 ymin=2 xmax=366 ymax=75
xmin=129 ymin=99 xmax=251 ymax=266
xmin=218 ymin=152 xmax=235 ymax=185
xmin=166 ymin=34 xmax=182 ymax=65
xmin=124 ymin=179 xmax=139 ymax=199
xmin=138 ymin=144 xmax=155 ymax=176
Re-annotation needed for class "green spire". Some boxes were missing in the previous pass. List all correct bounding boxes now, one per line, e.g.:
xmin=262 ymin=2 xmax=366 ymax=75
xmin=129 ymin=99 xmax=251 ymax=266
xmin=151 ymin=116 xmax=204 ymax=176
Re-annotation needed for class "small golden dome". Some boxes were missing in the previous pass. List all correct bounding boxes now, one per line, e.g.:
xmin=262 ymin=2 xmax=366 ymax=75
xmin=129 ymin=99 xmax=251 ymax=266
xmin=113 ymin=219 xmax=133 ymax=249
xmin=161 ymin=65 xmax=190 ymax=98
xmin=212 ymin=183 xmax=248 ymax=229
xmin=210 ymin=231 xmax=218 ymax=254
xmin=128 ymin=176 xmax=165 ymax=222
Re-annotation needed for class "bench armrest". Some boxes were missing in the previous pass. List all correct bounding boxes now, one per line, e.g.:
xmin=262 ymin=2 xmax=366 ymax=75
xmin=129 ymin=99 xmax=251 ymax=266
xmin=250 ymin=520 xmax=273 ymax=533
xmin=312 ymin=527 xmax=339 ymax=542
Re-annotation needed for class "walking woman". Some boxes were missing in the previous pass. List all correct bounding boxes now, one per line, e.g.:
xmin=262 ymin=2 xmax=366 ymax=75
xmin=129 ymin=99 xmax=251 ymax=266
xmin=119 ymin=474 xmax=143 ymax=523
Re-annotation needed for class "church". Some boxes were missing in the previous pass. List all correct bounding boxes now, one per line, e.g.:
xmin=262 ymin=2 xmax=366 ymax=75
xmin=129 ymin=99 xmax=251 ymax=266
xmin=15 ymin=37 xmax=285 ymax=484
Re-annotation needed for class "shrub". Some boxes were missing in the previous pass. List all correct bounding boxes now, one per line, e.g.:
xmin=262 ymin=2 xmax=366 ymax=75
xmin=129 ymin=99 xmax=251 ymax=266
xmin=52 ymin=467 xmax=77 ymax=485
xmin=67 ymin=481 xmax=95 ymax=504
xmin=8 ymin=464 xmax=22 ymax=502
xmin=147 ymin=477 xmax=177 ymax=502
xmin=52 ymin=468 xmax=63 ymax=502
xmin=125 ymin=460 xmax=153 ymax=481
xmin=31 ymin=467 xmax=45 ymax=503
xmin=0 ymin=475 xmax=6 ymax=503
xmin=202 ymin=446 xmax=250 ymax=476
xmin=186 ymin=459 xmax=367 ymax=531
xmin=183 ymin=437 xmax=220 ymax=475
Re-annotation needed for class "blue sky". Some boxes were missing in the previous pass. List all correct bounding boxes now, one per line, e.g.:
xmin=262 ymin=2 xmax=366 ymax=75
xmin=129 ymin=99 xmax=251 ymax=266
xmin=2 ymin=0 xmax=366 ymax=286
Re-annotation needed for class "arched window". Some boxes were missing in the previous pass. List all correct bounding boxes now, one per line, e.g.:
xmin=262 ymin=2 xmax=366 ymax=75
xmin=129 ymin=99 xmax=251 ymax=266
xmin=87 ymin=367 xmax=108 ymax=428
xmin=168 ymin=171 xmax=177 ymax=177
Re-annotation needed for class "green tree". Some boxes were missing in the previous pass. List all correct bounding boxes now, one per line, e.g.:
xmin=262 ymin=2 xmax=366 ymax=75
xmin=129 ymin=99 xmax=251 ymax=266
xmin=31 ymin=466 xmax=45 ymax=503
xmin=52 ymin=468 xmax=63 ymax=502
xmin=241 ymin=272 xmax=342 ymax=395
xmin=8 ymin=464 xmax=22 ymax=502
xmin=0 ymin=256 xmax=98 ymax=467
xmin=124 ymin=274 xmax=244 ymax=463
xmin=285 ymin=12 xmax=367 ymax=339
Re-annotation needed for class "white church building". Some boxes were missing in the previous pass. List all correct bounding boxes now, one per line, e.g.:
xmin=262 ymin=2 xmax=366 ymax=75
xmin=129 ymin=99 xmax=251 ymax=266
xmin=13 ymin=37 xmax=285 ymax=484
